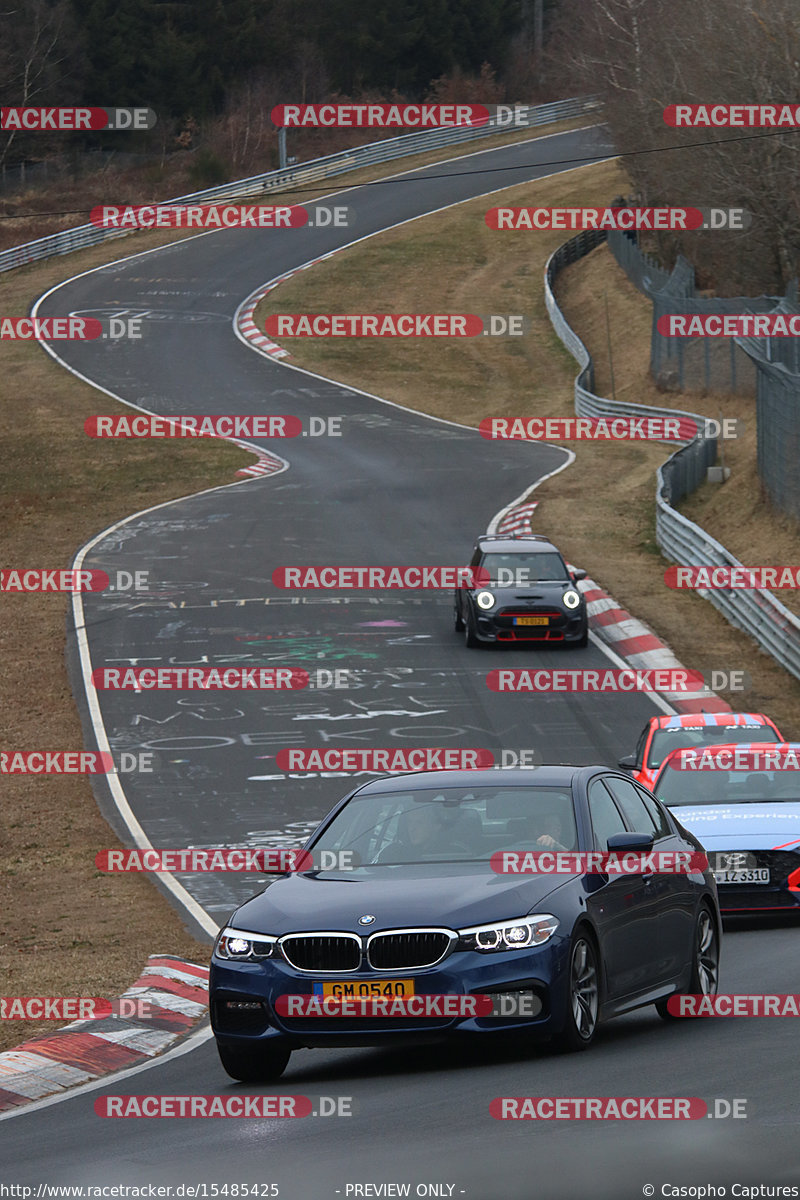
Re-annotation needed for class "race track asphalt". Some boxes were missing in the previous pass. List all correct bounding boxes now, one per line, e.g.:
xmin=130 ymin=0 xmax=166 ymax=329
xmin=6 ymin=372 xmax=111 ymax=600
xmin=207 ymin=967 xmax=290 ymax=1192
xmin=7 ymin=124 xmax=796 ymax=1195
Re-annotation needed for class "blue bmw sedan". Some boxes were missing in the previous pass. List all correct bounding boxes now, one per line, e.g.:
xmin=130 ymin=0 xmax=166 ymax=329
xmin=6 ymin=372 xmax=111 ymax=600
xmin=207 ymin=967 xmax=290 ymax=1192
xmin=210 ymin=767 xmax=720 ymax=1081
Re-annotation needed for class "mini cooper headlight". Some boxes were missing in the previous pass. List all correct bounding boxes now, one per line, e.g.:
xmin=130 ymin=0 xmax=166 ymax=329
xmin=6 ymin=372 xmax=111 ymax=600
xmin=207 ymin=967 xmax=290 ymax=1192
xmin=563 ymin=588 xmax=581 ymax=610
xmin=458 ymin=915 xmax=559 ymax=953
xmin=476 ymin=591 xmax=495 ymax=610
xmin=215 ymin=928 xmax=277 ymax=960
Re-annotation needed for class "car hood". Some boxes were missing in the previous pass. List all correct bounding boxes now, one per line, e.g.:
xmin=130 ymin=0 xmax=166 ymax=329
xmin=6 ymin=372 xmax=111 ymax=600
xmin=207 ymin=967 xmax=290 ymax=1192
xmin=669 ymin=802 xmax=800 ymax=850
xmin=228 ymin=862 xmax=568 ymax=936
xmin=477 ymin=583 xmax=576 ymax=603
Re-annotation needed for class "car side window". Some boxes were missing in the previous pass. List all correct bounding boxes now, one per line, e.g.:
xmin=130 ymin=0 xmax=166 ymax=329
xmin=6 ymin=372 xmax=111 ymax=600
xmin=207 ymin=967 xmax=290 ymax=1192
xmin=633 ymin=783 xmax=673 ymax=839
xmin=470 ymin=547 xmax=482 ymax=569
xmin=588 ymin=779 xmax=628 ymax=849
xmin=604 ymin=776 xmax=659 ymax=836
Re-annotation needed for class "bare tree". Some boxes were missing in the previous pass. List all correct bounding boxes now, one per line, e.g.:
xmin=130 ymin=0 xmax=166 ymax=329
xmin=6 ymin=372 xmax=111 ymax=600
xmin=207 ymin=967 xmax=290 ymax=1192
xmin=0 ymin=0 xmax=84 ymax=166
xmin=548 ymin=0 xmax=800 ymax=292
xmin=207 ymin=76 xmax=282 ymax=176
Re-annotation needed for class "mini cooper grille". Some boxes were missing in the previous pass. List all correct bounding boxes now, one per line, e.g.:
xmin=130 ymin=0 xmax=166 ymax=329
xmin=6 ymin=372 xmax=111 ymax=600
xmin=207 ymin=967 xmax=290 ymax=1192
xmin=497 ymin=609 xmax=564 ymax=618
xmin=367 ymin=931 xmax=451 ymax=969
xmin=281 ymin=935 xmax=361 ymax=972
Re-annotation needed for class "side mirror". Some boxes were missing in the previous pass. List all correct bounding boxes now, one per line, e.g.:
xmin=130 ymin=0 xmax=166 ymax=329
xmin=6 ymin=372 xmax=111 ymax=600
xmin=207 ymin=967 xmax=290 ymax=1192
xmin=571 ymin=568 xmax=587 ymax=582
xmin=617 ymin=755 xmax=637 ymax=771
xmin=606 ymin=831 xmax=655 ymax=853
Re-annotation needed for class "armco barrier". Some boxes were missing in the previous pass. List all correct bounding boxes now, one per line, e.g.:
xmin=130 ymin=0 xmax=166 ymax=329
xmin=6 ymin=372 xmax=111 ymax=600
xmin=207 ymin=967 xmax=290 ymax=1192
xmin=544 ymin=229 xmax=717 ymax=505
xmin=544 ymin=229 xmax=800 ymax=684
xmin=654 ymin=490 xmax=800 ymax=680
xmin=0 ymin=95 xmax=600 ymax=275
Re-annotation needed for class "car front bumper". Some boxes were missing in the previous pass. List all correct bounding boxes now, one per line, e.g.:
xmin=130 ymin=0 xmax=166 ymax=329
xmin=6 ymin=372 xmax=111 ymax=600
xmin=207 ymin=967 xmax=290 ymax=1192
xmin=210 ymin=936 xmax=571 ymax=1049
xmin=473 ymin=610 xmax=587 ymax=644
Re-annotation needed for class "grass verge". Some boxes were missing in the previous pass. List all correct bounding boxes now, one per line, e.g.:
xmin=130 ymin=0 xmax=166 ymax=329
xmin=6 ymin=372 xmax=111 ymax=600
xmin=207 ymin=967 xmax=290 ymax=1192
xmin=0 ymin=115 xmax=596 ymax=1054
xmin=0 ymin=115 xmax=596 ymax=253
xmin=255 ymin=160 xmax=800 ymax=741
xmin=0 ymin=239 xmax=251 ymax=1054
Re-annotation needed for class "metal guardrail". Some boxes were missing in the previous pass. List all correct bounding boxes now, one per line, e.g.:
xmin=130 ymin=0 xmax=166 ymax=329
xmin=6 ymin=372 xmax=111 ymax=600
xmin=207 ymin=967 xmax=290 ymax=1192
xmin=544 ymin=229 xmax=800 ymax=684
xmin=0 ymin=95 xmax=601 ymax=274
xmin=654 ymin=491 xmax=800 ymax=681
xmin=544 ymin=230 xmax=717 ymax=503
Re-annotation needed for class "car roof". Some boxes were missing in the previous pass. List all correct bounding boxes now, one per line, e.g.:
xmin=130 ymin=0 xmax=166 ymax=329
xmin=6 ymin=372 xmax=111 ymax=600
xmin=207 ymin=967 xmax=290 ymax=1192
xmin=650 ymin=712 xmax=773 ymax=731
xmin=655 ymin=741 xmax=800 ymax=777
xmin=350 ymin=766 xmax=608 ymax=795
xmin=475 ymin=534 xmax=561 ymax=554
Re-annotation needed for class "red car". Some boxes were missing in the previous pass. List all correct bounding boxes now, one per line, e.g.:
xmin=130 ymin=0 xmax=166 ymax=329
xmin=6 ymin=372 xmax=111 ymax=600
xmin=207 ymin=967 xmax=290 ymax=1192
xmin=618 ymin=712 xmax=783 ymax=791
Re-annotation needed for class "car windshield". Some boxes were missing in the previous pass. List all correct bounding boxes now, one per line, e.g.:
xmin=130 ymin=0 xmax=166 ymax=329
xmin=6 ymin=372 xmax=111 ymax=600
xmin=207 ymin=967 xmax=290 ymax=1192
xmin=647 ymin=725 xmax=775 ymax=769
xmin=309 ymin=785 xmax=579 ymax=865
xmin=654 ymin=764 xmax=800 ymax=806
xmin=480 ymin=552 xmax=570 ymax=585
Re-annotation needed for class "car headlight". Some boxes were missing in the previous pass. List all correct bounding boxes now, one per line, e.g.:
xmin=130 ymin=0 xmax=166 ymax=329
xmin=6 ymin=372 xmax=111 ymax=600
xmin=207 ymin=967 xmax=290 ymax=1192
xmin=458 ymin=914 xmax=559 ymax=953
xmin=563 ymin=588 xmax=581 ymax=610
xmin=215 ymin=927 xmax=277 ymax=960
xmin=476 ymin=590 xmax=495 ymax=610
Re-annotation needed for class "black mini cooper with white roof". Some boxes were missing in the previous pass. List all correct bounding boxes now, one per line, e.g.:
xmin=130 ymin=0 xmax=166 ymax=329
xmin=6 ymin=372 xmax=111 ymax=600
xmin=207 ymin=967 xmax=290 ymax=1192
xmin=454 ymin=534 xmax=588 ymax=647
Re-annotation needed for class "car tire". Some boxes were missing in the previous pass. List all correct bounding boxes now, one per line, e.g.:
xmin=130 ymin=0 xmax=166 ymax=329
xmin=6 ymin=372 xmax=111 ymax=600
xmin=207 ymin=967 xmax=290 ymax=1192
xmin=552 ymin=928 xmax=601 ymax=1053
xmin=655 ymin=903 xmax=719 ymax=1021
xmin=464 ymin=610 xmax=479 ymax=648
xmin=575 ymin=627 xmax=589 ymax=648
xmin=454 ymin=601 xmax=465 ymax=631
xmin=217 ymin=1040 xmax=291 ymax=1082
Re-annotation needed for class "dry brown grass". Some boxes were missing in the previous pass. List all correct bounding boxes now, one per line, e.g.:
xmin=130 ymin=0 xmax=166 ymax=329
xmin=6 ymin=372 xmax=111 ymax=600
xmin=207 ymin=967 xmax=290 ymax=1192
xmin=0 ymin=115 xmax=595 ymax=252
xmin=561 ymin=242 xmax=800 ymax=620
xmin=254 ymin=160 xmax=800 ymax=742
xmin=0 ymin=237 xmax=251 ymax=1053
xmin=6 ymin=123 xmax=799 ymax=1057
xmin=0 ymin=116 xmax=598 ymax=1055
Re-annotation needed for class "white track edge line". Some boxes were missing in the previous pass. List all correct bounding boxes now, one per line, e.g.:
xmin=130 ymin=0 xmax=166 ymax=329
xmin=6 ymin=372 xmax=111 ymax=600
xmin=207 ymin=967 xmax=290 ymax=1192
xmin=11 ymin=128 xmax=617 ymax=1104
xmin=233 ymin=156 xmax=614 ymax=433
xmin=233 ymin=149 xmax=674 ymax=718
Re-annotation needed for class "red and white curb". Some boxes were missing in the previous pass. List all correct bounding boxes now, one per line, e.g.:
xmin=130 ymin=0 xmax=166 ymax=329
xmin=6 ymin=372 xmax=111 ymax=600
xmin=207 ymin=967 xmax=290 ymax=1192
xmin=0 ymin=955 xmax=209 ymax=1113
xmin=236 ymin=250 xmax=343 ymax=362
xmin=237 ymin=290 xmax=290 ymax=359
xmin=230 ymin=439 xmax=287 ymax=478
xmin=238 ymin=250 xmax=726 ymax=716
xmin=489 ymin=502 xmax=728 ymax=714
xmin=496 ymin=501 xmax=539 ymax=534
xmin=577 ymin=575 xmax=730 ymax=715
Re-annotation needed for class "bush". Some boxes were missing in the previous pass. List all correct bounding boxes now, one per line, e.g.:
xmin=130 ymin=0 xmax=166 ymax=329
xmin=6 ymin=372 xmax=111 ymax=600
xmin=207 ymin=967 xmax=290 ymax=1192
xmin=187 ymin=149 xmax=230 ymax=186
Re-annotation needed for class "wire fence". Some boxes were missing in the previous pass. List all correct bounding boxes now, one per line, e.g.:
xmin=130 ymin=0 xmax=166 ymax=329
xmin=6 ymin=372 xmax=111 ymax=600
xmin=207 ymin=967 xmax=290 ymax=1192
xmin=545 ymin=227 xmax=800 ymax=683
xmin=737 ymin=298 xmax=800 ymax=521
xmin=545 ymin=229 xmax=717 ymax=505
xmin=606 ymin=229 xmax=785 ymax=395
xmin=606 ymin=228 xmax=800 ymax=521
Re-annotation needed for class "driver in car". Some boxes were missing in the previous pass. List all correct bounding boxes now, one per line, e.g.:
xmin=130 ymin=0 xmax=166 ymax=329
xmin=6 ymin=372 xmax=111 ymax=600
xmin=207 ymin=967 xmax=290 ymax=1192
xmin=536 ymin=811 xmax=572 ymax=852
xmin=378 ymin=803 xmax=472 ymax=861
